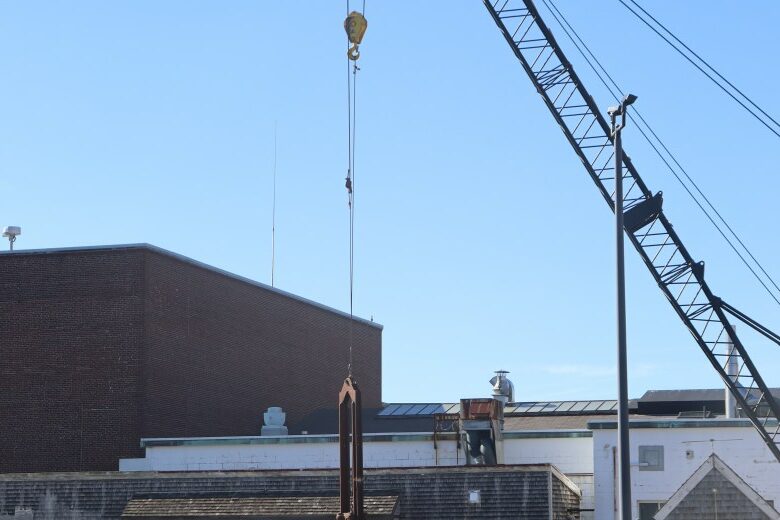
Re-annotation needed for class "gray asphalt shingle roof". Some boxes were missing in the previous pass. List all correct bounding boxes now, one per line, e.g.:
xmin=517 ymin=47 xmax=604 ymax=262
xmin=122 ymin=496 xmax=399 ymax=518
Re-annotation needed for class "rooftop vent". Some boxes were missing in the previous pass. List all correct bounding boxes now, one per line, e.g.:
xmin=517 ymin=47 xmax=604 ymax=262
xmin=490 ymin=370 xmax=514 ymax=405
xmin=261 ymin=406 xmax=288 ymax=436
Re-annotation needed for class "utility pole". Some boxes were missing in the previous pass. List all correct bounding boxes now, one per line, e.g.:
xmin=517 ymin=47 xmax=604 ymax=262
xmin=608 ymin=93 xmax=637 ymax=520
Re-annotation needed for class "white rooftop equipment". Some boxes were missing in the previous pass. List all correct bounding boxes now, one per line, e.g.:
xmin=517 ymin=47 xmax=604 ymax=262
xmin=490 ymin=370 xmax=514 ymax=405
xmin=2 ymin=226 xmax=21 ymax=251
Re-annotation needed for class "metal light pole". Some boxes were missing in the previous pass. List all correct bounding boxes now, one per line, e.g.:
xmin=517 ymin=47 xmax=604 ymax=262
xmin=608 ymin=93 xmax=637 ymax=520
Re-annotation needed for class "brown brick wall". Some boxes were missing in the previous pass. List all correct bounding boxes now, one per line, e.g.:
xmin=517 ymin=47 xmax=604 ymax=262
xmin=0 ymin=245 xmax=382 ymax=473
xmin=0 ymin=249 xmax=146 ymax=473
xmin=140 ymin=249 xmax=382 ymax=438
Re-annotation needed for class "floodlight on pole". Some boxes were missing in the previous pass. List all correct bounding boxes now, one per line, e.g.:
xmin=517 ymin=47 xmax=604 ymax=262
xmin=2 ymin=226 xmax=21 ymax=251
xmin=608 ymin=94 xmax=637 ymax=118
xmin=609 ymin=92 xmax=636 ymax=520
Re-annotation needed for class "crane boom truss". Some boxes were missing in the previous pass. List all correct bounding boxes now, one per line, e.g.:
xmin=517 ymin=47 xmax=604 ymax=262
xmin=482 ymin=0 xmax=780 ymax=461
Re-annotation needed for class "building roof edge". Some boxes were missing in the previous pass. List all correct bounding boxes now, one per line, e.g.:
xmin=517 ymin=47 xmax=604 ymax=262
xmin=0 ymin=243 xmax=382 ymax=330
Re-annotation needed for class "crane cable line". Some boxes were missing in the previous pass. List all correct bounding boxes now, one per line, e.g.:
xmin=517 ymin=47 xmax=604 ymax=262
xmin=344 ymin=0 xmax=367 ymax=376
xmin=618 ymin=0 xmax=780 ymax=140
xmin=618 ymin=0 xmax=780 ymax=300
xmin=542 ymin=0 xmax=780 ymax=307
xmin=540 ymin=0 xmax=780 ymax=307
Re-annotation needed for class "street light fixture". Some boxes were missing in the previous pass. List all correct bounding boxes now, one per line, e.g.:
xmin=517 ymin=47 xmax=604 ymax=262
xmin=608 ymin=94 xmax=638 ymax=118
xmin=2 ymin=226 xmax=21 ymax=251
xmin=609 ymin=93 xmax=636 ymax=520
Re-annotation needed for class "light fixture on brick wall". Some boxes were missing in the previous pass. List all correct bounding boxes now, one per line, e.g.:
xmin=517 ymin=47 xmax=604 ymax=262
xmin=2 ymin=226 xmax=21 ymax=251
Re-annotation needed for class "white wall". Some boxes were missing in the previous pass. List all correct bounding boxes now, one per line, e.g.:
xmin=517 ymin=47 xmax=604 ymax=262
xmin=592 ymin=421 xmax=780 ymax=520
xmin=120 ymin=432 xmax=592 ymax=473
xmin=503 ymin=436 xmax=593 ymax=473
xmin=120 ymin=434 xmax=464 ymax=472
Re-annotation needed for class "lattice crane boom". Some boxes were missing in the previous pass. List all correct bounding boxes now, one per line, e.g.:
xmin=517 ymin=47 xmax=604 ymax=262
xmin=482 ymin=0 xmax=780 ymax=461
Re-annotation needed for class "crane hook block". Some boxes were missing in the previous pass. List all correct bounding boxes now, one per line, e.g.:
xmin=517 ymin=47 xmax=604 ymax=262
xmin=344 ymin=11 xmax=367 ymax=61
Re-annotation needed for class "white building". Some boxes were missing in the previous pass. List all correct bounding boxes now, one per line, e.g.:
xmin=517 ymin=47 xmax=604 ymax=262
xmin=592 ymin=418 xmax=780 ymax=520
xmin=120 ymin=389 xmax=780 ymax=519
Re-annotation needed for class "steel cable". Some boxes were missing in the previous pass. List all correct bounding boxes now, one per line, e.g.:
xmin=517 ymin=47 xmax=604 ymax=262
xmin=345 ymin=0 xmax=366 ymax=376
xmin=618 ymin=0 xmax=780 ymax=140
xmin=541 ymin=0 xmax=780 ymax=307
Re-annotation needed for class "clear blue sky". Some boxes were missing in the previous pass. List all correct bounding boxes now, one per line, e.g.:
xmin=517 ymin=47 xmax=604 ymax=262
xmin=1 ymin=1 xmax=779 ymax=403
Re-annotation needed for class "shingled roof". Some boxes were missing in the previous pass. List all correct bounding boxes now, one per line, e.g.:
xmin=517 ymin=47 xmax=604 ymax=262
xmin=0 ymin=465 xmax=580 ymax=519
xmin=122 ymin=496 xmax=399 ymax=519
xmin=655 ymin=454 xmax=780 ymax=520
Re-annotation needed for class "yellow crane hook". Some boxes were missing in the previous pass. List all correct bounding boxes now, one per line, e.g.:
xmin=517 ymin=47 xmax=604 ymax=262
xmin=344 ymin=11 xmax=367 ymax=61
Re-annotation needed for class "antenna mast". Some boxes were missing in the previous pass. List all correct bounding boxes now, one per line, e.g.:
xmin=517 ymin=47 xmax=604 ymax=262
xmin=271 ymin=122 xmax=277 ymax=287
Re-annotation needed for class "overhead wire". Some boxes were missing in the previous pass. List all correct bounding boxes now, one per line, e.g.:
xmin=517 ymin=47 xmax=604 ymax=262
xmin=617 ymin=0 xmax=780 ymax=140
xmin=543 ymin=0 xmax=780 ymax=307
xmin=540 ymin=0 xmax=780 ymax=307
xmin=625 ymin=0 xmax=780 ymax=133
xmin=613 ymin=0 xmax=780 ymax=300
xmin=615 ymin=0 xmax=780 ymax=302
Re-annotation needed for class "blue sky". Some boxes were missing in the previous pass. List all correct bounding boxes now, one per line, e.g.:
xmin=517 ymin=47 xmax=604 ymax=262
xmin=1 ymin=1 xmax=778 ymax=403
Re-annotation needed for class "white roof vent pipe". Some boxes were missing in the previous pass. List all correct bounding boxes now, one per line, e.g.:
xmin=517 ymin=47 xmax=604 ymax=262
xmin=725 ymin=325 xmax=739 ymax=419
xmin=490 ymin=370 xmax=514 ymax=406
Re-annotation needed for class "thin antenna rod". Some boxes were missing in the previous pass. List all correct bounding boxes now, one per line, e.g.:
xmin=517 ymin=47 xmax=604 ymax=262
xmin=271 ymin=122 xmax=277 ymax=287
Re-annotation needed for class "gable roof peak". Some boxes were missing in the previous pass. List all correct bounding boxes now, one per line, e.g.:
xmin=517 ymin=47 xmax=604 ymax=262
xmin=655 ymin=453 xmax=780 ymax=520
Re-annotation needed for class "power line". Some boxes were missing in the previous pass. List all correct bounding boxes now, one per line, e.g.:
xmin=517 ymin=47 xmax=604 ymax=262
xmin=626 ymin=0 xmax=780 ymax=132
xmin=617 ymin=0 xmax=780 ymax=140
xmin=541 ymin=0 xmax=780 ymax=307
xmin=543 ymin=0 xmax=780 ymax=304
xmin=617 ymin=1 xmax=780 ymax=298
xmin=542 ymin=0 xmax=780 ymax=306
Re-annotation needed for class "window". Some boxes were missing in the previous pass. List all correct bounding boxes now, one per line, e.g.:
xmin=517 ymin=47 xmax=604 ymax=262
xmin=638 ymin=501 xmax=665 ymax=520
xmin=638 ymin=445 xmax=664 ymax=471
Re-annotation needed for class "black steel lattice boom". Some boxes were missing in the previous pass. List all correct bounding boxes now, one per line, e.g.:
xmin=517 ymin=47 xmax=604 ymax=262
xmin=482 ymin=0 xmax=780 ymax=461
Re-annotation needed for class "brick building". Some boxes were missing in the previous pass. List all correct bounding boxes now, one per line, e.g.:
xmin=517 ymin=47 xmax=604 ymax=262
xmin=0 ymin=244 xmax=382 ymax=473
